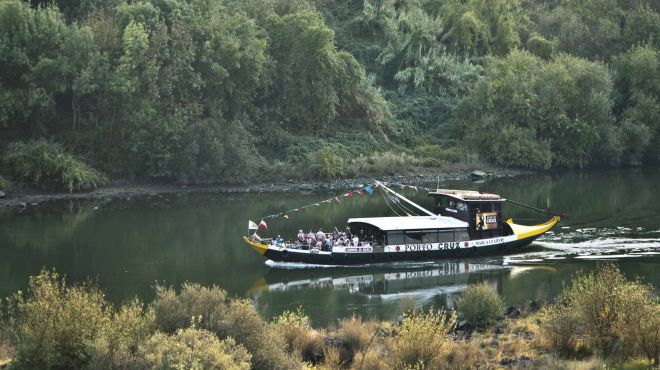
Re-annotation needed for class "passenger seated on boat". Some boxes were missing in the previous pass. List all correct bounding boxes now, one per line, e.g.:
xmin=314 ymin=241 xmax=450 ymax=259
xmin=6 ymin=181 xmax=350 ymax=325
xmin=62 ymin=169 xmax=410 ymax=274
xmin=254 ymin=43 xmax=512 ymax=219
xmin=352 ymin=235 xmax=359 ymax=247
xmin=316 ymin=229 xmax=326 ymax=241
xmin=270 ymin=239 xmax=277 ymax=246
xmin=315 ymin=240 xmax=323 ymax=250
xmin=297 ymin=230 xmax=305 ymax=242
xmin=325 ymin=236 xmax=334 ymax=252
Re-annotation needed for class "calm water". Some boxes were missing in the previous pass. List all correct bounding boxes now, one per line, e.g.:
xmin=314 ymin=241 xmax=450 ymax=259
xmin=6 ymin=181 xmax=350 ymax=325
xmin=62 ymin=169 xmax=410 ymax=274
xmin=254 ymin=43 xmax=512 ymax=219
xmin=1 ymin=169 xmax=659 ymax=325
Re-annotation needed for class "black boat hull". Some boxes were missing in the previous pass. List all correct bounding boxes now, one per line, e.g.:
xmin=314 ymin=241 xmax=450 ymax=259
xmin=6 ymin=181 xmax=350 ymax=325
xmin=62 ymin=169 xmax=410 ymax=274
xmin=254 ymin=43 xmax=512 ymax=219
xmin=262 ymin=236 xmax=539 ymax=265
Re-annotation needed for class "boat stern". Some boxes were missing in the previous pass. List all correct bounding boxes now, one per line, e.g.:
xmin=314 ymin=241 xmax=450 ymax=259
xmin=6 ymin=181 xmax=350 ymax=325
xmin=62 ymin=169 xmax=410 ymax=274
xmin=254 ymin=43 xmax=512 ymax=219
xmin=506 ymin=216 xmax=561 ymax=240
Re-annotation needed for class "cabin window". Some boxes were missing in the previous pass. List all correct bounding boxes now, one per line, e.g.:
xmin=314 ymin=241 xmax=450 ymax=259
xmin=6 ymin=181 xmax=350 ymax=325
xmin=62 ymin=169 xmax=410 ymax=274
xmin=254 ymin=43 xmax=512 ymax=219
xmin=387 ymin=231 xmax=405 ymax=245
xmin=422 ymin=232 xmax=438 ymax=243
xmin=404 ymin=231 xmax=424 ymax=243
xmin=457 ymin=202 xmax=468 ymax=212
xmin=454 ymin=229 xmax=469 ymax=241
xmin=438 ymin=231 xmax=454 ymax=242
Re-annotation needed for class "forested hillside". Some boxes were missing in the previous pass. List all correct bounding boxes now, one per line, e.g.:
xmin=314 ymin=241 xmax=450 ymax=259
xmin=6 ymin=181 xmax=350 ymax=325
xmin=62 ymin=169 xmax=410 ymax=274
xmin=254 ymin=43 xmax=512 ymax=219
xmin=1 ymin=0 xmax=658 ymax=190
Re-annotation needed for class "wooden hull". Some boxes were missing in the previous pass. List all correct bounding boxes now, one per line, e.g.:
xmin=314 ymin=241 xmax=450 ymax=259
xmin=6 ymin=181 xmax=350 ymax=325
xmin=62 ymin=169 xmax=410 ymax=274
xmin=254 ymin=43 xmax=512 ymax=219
xmin=244 ymin=216 xmax=560 ymax=266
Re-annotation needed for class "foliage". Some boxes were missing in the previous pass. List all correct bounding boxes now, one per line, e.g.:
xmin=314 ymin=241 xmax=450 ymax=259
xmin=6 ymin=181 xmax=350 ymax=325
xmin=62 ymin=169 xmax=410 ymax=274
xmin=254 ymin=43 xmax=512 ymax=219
xmin=2 ymin=140 xmax=107 ymax=192
xmin=389 ymin=308 xmax=457 ymax=369
xmin=272 ymin=307 xmax=323 ymax=363
xmin=540 ymin=264 xmax=660 ymax=365
xmin=0 ymin=0 xmax=660 ymax=182
xmin=0 ymin=175 xmax=9 ymax=190
xmin=2 ymin=267 xmax=659 ymax=369
xmin=138 ymin=328 xmax=251 ymax=370
xmin=454 ymin=282 xmax=504 ymax=326
xmin=152 ymin=283 xmax=301 ymax=370
xmin=2 ymin=269 xmax=156 ymax=370
xmin=307 ymin=147 xmax=345 ymax=179
xmin=454 ymin=50 xmax=614 ymax=169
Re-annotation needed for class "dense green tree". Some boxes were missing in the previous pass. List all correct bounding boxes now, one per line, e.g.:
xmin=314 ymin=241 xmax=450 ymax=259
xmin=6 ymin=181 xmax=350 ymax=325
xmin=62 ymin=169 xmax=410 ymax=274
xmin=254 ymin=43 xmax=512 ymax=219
xmin=455 ymin=50 xmax=615 ymax=169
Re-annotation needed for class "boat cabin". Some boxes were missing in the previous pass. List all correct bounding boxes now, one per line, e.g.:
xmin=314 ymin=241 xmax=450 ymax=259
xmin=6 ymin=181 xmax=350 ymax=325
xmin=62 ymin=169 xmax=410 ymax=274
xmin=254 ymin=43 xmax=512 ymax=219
xmin=347 ymin=216 xmax=469 ymax=249
xmin=428 ymin=189 xmax=511 ymax=239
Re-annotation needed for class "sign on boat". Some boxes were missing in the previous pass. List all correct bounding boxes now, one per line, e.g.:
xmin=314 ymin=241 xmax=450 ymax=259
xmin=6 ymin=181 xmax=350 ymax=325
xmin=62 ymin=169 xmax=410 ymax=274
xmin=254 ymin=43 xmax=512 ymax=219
xmin=244 ymin=181 xmax=563 ymax=265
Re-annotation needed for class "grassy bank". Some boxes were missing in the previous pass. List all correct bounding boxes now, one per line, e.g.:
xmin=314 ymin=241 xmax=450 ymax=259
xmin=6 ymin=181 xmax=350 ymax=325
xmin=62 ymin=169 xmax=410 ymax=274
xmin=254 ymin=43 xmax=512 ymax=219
xmin=1 ymin=264 xmax=658 ymax=370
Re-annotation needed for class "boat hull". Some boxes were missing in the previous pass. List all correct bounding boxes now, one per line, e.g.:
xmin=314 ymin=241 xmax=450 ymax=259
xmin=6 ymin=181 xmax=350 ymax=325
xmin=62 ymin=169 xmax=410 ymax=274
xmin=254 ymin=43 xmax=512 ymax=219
xmin=261 ymin=236 xmax=539 ymax=265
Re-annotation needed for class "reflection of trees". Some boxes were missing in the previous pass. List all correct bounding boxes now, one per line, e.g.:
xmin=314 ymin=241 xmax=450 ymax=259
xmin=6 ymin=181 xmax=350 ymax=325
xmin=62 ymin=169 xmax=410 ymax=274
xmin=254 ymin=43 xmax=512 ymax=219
xmin=0 ymin=204 xmax=94 ymax=252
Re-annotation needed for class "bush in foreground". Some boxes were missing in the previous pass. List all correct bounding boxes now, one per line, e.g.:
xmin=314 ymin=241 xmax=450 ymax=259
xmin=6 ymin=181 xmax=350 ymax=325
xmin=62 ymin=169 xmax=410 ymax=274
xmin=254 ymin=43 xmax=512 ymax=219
xmin=454 ymin=282 xmax=504 ymax=326
xmin=152 ymin=283 xmax=300 ymax=370
xmin=138 ymin=328 xmax=251 ymax=370
xmin=2 ymin=266 xmax=658 ymax=369
xmin=541 ymin=264 xmax=660 ymax=365
xmin=1 ymin=269 xmax=155 ymax=370
xmin=389 ymin=308 xmax=457 ymax=369
xmin=2 ymin=140 xmax=107 ymax=192
xmin=272 ymin=307 xmax=324 ymax=363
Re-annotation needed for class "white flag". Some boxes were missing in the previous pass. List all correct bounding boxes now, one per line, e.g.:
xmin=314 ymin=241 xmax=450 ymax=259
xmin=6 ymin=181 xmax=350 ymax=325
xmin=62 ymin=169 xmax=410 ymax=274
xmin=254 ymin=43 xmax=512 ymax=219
xmin=248 ymin=220 xmax=258 ymax=230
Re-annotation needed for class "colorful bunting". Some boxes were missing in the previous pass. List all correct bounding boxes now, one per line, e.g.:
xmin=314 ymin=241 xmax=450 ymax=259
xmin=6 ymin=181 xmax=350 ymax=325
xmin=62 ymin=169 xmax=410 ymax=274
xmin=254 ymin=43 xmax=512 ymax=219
xmin=252 ymin=181 xmax=430 ymax=222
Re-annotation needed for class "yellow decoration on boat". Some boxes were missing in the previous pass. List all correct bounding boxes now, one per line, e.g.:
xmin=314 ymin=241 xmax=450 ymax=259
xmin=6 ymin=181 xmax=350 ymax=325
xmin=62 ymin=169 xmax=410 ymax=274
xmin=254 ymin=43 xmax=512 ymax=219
xmin=506 ymin=216 xmax=561 ymax=240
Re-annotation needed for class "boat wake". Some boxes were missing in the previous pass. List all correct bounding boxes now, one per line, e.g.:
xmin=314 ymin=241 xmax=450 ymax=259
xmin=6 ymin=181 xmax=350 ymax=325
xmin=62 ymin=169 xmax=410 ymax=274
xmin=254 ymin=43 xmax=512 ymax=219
xmin=266 ymin=259 xmax=447 ymax=270
xmin=505 ymin=226 xmax=660 ymax=263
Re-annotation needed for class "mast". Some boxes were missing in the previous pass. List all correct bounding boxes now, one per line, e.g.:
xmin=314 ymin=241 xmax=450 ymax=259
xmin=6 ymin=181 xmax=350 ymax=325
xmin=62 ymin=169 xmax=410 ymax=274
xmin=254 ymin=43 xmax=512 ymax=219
xmin=375 ymin=180 xmax=436 ymax=217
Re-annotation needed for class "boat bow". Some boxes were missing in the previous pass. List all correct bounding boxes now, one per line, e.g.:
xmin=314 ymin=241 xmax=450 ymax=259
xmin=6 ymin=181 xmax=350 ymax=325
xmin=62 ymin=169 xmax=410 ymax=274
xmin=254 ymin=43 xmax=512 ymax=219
xmin=243 ymin=236 xmax=269 ymax=255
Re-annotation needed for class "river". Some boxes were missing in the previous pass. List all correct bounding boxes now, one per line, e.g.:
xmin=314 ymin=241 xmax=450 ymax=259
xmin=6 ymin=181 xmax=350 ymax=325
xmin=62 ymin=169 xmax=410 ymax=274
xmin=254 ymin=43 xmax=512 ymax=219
xmin=1 ymin=169 xmax=659 ymax=325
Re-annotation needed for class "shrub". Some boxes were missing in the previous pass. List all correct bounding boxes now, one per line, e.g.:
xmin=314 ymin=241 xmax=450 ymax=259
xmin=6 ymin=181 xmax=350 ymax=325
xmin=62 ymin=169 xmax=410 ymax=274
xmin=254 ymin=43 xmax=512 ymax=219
xmin=2 ymin=269 xmax=160 ymax=370
xmin=2 ymin=140 xmax=107 ymax=192
xmin=454 ymin=283 xmax=504 ymax=326
xmin=541 ymin=264 xmax=660 ymax=365
xmin=88 ymin=299 xmax=156 ymax=369
xmin=152 ymin=283 xmax=228 ymax=334
xmin=152 ymin=284 xmax=300 ymax=370
xmin=272 ymin=307 xmax=323 ymax=363
xmin=0 ymin=175 xmax=10 ymax=190
xmin=334 ymin=316 xmax=377 ymax=366
xmin=540 ymin=303 xmax=581 ymax=357
xmin=389 ymin=308 xmax=456 ymax=369
xmin=3 ymin=269 xmax=111 ymax=369
xmin=137 ymin=328 xmax=251 ymax=370
xmin=307 ymin=147 xmax=345 ymax=179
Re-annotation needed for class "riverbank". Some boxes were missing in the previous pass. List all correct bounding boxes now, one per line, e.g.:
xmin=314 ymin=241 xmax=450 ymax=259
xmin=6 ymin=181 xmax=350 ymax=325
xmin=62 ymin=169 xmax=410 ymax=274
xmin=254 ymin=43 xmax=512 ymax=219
xmin=0 ymin=167 xmax=532 ymax=209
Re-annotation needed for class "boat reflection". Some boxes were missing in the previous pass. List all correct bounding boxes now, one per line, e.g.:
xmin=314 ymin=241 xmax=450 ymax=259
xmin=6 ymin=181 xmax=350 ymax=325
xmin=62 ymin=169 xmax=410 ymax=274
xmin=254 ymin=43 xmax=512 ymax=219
xmin=249 ymin=261 xmax=509 ymax=304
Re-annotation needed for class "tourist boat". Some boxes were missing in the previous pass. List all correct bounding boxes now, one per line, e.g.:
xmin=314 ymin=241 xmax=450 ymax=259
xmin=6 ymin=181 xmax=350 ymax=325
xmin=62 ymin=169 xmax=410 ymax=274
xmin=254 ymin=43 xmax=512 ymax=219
xmin=244 ymin=181 xmax=561 ymax=265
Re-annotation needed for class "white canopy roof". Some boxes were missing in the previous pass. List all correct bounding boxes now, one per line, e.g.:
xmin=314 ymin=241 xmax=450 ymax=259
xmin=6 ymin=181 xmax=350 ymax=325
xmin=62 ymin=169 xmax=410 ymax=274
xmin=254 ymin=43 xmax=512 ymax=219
xmin=347 ymin=216 xmax=468 ymax=231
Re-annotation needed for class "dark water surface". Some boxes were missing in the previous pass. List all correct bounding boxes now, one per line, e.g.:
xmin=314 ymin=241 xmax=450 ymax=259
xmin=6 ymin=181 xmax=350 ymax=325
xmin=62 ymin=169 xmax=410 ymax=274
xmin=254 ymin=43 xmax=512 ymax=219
xmin=1 ymin=169 xmax=659 ymax=325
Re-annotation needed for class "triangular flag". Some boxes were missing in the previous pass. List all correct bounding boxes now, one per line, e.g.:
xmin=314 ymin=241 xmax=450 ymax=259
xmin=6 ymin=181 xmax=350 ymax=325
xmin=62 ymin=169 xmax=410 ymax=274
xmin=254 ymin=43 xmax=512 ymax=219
xmin=259 ymin=220 xmax=268 ymax=230
xmin=364 ymin=185 xmax=373 ymax=195
xmin=248 ymin=220 xmax=258 ymax=230
xmin=348 ymin=192 xmax=353 ymax=198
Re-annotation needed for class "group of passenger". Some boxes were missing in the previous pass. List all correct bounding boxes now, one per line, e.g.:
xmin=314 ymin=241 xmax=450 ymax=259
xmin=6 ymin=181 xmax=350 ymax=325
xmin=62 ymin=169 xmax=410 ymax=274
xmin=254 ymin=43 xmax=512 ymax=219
xmin=268 ymin=228 xmax=362 ymax=251
xmin=294 ymin=228 xmax=360 ymax=251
